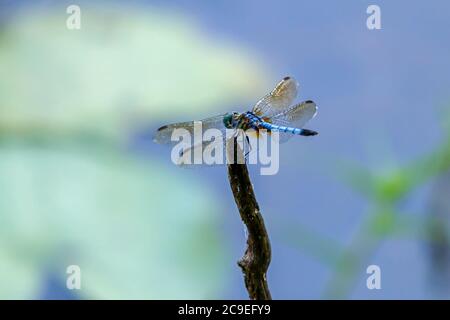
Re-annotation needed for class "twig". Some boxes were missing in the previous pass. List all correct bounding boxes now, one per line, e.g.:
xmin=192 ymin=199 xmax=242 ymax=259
xmin=226 ymin=138 xmax=272 ymax=300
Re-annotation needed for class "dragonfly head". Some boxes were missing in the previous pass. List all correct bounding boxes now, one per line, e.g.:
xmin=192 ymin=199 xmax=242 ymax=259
xmin=223 ymin=112 xmax=241 ymax=129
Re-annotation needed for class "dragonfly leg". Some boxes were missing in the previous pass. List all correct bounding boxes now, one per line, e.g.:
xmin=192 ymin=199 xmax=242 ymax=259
xmin=244 ymin=134 xmax=252 ymax=161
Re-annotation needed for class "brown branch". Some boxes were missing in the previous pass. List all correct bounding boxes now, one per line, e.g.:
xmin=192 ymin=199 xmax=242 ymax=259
xmin=226 ymin=138 xmax=272 ymax=300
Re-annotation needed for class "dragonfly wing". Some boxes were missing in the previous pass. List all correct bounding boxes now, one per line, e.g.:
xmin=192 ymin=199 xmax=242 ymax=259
xmin=269 ymin=100 xmax=318 ymax=143
xmin=270 ymin=100 xmax=317 ymax=128
xmin=177 ymin=129 xmax=254 ymax=166
xmin=153 ymin=114 xmax=228 ymax=145
xmin=252 ymin=76 xmax=299 ymax=117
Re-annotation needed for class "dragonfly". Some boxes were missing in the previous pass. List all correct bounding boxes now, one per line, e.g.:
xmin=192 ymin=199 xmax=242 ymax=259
xmin=154 ymin=76 xmax=318 ymax=164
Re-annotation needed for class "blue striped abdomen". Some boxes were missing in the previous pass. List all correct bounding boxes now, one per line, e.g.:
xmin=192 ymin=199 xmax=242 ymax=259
xmin=260 ymin=122 xmax=317 ymax=136
xmin=261 ymin=122 xmax=299 ymax=134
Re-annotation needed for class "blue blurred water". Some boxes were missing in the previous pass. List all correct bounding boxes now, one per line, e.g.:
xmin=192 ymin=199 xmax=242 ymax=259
xmin=142 ymin=0 xmax=450 ymax=299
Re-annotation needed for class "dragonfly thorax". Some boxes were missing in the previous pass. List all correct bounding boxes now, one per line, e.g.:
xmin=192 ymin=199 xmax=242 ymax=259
xmin=237 ymin=111 xmax=265 ymax=130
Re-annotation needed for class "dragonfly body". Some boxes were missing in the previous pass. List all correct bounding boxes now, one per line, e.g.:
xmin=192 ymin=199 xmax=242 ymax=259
xmin=154 ymin=76 xmax=318 ymax=163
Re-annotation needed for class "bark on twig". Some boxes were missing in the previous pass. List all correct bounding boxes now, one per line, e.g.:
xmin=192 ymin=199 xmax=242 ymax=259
xmin=227 ymin=138 xmax=272 ymax=300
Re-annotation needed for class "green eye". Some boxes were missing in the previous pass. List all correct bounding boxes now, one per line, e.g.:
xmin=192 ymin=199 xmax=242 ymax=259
xmin=223 ymin=114 xmax=234 ymax=129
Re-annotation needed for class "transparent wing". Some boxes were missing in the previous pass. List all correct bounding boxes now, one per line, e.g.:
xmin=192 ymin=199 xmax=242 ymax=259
xmin=153 ymin=113 xmax=229 ymax=145
xmin=252 ymin=76 xmax=299 ymax=117
xmin=176 ymin=130 xmax=252 ymax=166
xmin=269 ymin=100 xmax=318 ymax=143
xmin=270 ymin=100 xmax=317 ymax=128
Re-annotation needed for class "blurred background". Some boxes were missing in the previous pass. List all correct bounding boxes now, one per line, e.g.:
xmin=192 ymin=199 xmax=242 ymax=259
xmin=1 ymin=0 xmax=450 ymax=299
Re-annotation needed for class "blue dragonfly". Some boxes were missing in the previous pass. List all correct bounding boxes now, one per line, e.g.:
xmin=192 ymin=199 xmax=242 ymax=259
xmin=154 ymin=76 xmax=318 ymax=164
